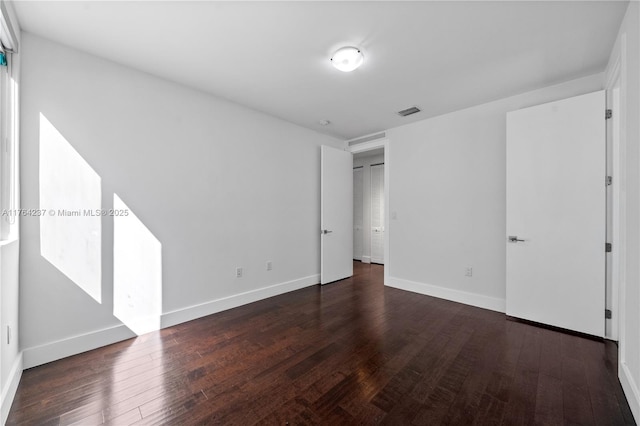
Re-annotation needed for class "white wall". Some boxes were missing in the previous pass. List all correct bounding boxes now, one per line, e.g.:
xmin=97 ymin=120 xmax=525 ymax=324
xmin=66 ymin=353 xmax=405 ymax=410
xmin=0 ymin=0 xmax=21 ymax=422
xmin=353 ymin=152 xmax=384 ymax=264
xmin=386 ymin=73 xmax=604 ymax=313
xmin=19 ymin=33 xmax=341 ymax=368
xmin=1 ymin=240 xmax=20 ymax=423
xmin=606 ymin=2 xmax=640 ymax=421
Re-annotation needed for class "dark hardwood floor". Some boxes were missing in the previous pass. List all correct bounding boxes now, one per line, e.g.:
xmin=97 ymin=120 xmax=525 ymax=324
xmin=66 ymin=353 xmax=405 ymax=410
xmin=7 ymin=262 xmax=635 ymax=425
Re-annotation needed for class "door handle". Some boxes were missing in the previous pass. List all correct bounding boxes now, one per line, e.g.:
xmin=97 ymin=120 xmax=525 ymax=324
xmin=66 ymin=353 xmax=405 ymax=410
xmin=508 ymin=235 xmax=525 ymax=243
xmin=321 ymin=229 xmax=333 ymax=235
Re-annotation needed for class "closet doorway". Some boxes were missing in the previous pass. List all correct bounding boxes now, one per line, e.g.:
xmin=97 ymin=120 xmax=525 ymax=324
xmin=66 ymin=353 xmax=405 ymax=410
xmin=353 ymin=148 xmax=385 ymax=265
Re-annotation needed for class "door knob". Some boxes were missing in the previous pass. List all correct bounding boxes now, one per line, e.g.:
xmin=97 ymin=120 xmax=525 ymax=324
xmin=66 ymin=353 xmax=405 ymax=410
xmin=508 ymin=235 xmax=525 ymax=242
xmin=321 ymin=229 xmax=333 ymax=235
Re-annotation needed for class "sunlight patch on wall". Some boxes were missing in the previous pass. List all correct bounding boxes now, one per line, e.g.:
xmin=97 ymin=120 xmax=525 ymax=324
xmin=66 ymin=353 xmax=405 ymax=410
xmin=39 ymin=113 xmax=102 ymax=303
xmin=113 ymin=194 xmax=162 ymax=336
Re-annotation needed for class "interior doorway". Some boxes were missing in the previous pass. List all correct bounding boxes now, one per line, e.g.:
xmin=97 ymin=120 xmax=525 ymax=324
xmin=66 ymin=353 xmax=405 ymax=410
xmin=353 ymin=148 xmax=385 ymax=265
xmin=349 ymin=138 xmax=390 ymax=285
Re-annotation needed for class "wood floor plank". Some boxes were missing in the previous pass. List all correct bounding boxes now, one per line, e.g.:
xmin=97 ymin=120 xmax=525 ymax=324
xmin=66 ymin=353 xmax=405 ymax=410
xmin=561 ymin=333 xmax=595 ymax=425
xmin=471 ymin=393 xmax=506 ymax=426
xmin=439 ymin=327 xmax=507 ymax=425
xmin=6 ymin=262 xmax=635 ymax=425
xmin=500 ymin=326 xmax=542 ymax=425
xmin=534 ymin=373 xmax=564 ymax=426
xmin=579 ymin=337 xmax=633 ymax=425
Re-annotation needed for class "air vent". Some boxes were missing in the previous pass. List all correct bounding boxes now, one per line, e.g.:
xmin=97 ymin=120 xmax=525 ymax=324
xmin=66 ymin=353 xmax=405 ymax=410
xmin=348 ymin=132 xmax=386 ymax=146
xmin=397 ymin=106 xmax=421 ymax=117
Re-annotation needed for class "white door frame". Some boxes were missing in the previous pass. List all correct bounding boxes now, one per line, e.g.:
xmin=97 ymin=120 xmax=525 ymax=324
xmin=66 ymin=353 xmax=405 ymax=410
xmin=605 ymin=45 xmax=624 ymax=343
xmin=352 ymin=167 xmax=364 ymax=262
xmin=369 ymin=163 xmax=385 ymax=264
xmin=349 ymin=139 xmax=390 ymax=285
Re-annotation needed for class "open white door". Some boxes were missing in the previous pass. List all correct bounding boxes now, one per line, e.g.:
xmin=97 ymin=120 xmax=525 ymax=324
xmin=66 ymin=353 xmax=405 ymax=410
xmin=506 ymin=90 xmax=605 ymax=337
xmin=321 ymin=145 xmax=353 ymax=284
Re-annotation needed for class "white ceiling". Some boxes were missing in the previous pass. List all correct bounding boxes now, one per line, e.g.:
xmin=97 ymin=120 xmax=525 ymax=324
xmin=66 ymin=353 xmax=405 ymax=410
xmin=14 ymin=1 xmax=628 ymax=140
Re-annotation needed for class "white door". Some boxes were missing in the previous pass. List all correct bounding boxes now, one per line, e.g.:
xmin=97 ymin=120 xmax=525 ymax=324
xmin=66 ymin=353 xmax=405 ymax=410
xmin=506 ymin=90 xmax=605 ymax=337
xmin=321 ymin=145 xmax=353 ymax=284
xmin=370 ymin=163 xmax=385 ymax=264
xmin=353 ymin=167 xmax=364 ymax=261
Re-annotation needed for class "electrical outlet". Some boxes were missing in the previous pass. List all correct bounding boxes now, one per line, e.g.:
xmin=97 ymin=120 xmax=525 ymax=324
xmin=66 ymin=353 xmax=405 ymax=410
xmin=266 ymin=261 xmax=272 ymax=271
xmin=465 ymin=267 xmax=473 ymax=277
xmin=236 ymin=267 xmax=243 ymax=278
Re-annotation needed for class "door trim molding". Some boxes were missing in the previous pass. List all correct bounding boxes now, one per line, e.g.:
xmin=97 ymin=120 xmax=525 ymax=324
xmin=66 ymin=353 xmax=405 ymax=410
xmin=605 ymin=59 xmax=622 ymax=342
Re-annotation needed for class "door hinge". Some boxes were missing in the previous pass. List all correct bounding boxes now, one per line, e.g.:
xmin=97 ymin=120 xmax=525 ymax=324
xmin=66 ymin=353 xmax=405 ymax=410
xmin=606 ymin=176 xmax=612 ymax=186
xmin=606 ymin=243 xmax=612 ymax=253
xmin=606 ymin=109 xmax=613 ymax=120
xmin=605 ymin=309 xmax=612 ymax=319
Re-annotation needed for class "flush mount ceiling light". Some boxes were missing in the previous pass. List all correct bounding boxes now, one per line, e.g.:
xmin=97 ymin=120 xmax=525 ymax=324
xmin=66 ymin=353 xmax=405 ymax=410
xmin=331 ymin=46 xmax=364 ymax=72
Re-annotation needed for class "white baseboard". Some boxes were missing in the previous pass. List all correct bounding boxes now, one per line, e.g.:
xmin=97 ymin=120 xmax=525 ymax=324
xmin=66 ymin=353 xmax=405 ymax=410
xmin=361 ymin=256 xmax=371 ymax=264
xmin=161 ymin=274 xmax=319 ymax=329
xmin=386 ymin=276 xmax=506 ymax=313
xmin=23 ymin=324 xmax=135 ymax=369
xmin=1 ymin=351 xmax=22 ymax=424
xmin=620 ymin=360 xmax=640 ymax=423
xmin=21 ymin=275 xmax=320 ymax=370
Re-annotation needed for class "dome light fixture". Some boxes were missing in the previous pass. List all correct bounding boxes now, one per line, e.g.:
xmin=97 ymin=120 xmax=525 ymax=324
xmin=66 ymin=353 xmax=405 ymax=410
xmin=331 ymin=46 xmax=364 ymax=72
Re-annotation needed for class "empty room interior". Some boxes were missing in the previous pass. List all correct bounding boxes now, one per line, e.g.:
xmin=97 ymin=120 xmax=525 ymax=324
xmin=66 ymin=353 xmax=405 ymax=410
xmin=0 ymin=0 xmax=638 ymax=424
